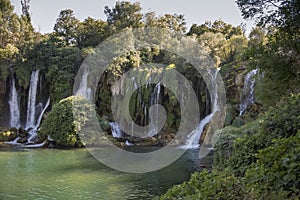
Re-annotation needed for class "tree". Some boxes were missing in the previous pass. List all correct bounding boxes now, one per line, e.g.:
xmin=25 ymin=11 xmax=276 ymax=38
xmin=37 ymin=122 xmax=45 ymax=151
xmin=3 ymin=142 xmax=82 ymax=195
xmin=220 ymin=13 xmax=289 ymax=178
xmin=145 ymin=12 xmax=187 ymax=34
xmin=236 ymin=0 xmax=300 ymax=32
xmin=248 ymin=26 xmax=266 ymax=47
xmin=21 ymin=0 xmax=30 ymax=21
xmin=76 ymin=17 xmax=108 ymax=48
xmin=104 ymin=1 xmax=143 ymax=32
xmin=187 ymin=20 xmax=244 ymax=39
xmin=39 ymin=96 xmax=97 ymax=147
xmin=54 ymin=9 xmax=80 ymax=45
xmin=237 ymin=0 xmax=300 ymax=107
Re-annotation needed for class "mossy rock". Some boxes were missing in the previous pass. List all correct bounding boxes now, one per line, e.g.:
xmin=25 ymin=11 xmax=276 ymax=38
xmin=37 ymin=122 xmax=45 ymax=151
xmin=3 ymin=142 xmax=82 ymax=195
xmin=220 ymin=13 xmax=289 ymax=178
xmin=0 ymin=129 xmax=18 ymax=142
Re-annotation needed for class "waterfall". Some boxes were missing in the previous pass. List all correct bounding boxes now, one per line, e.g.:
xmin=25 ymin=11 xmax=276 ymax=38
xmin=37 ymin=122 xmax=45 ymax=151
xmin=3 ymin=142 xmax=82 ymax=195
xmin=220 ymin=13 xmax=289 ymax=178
xmin=110 ymin=122 xmax=123 ymax=138
xmin=9 ymin=77 xmax=20 ymax=128
xmin=125 ymin=140 xmax=133 ymax=146
xmin=183 ymin=68 xmax=220 ymax=149
xmin=6 ymin=70 xmax=50 ymax=145
xmin=239 ymin=69 xmax=258 ymax=116
xmin=148 ymin=83 xmax=161 ymax=137
xmin=26 ymin=70 xmax=40 ymax=129
xmin=35 ymin=98 xmax=50 ymax=128
xmin=76 ymin=68 xmax=92 ymax=100
xmin=27 ymin=98 xmax=50 ymax=143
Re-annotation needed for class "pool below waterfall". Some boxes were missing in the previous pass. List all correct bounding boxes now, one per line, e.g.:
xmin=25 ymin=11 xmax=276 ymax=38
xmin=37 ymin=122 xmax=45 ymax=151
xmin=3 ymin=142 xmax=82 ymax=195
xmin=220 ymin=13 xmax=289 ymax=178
xmin=0 ymin=146 xmax=212 ymax=200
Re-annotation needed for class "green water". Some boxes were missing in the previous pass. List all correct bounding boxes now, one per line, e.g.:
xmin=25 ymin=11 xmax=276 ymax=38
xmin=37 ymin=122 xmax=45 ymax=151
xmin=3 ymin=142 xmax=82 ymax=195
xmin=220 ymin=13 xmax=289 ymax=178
xmin=0 ymin=146 xmax=207 ymax=200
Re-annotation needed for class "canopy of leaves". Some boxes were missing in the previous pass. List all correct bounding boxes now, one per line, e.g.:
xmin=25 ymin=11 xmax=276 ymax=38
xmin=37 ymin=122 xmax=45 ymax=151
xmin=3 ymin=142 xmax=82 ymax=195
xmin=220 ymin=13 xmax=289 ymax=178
xmin=104 ymin=1 xmax=143 ymax=31
xmin=54 ymin=9 xmax=80 ymax=45
xmin=236 ymin=0 xmax=300 ymax=32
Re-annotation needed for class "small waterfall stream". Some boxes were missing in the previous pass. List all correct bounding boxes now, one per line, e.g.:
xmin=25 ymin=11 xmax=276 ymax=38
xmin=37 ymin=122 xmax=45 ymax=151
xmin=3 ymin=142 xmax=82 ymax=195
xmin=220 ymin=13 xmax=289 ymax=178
xmin=9 ymin=77 xmax=20 ymax=128
xmin=76 ymin=68 xmax=92 ymax=100
xmin=110 ymin=122 xmax=123 ymax=138
xmin=27 ymin=98 xmax=50 ymax=143
xmin=148 ymin=82 xmax=161 ymax=137
xmin=239 ymin=69 xmax=258 ymax=116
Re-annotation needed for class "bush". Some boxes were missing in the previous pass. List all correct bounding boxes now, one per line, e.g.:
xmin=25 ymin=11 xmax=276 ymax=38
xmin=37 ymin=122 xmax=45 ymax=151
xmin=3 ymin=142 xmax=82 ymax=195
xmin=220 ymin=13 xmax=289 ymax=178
xmin=213 ymin=120 xmax=259 ymax=173
xmin=215 ymin=93 xmax=299 ymax=175
xmin=245 ymin=131 xmax=300 ymax=199
xmin=39 ymin=95 xmax=97 ymax=147
xmin=260 ymin=93 xmax=300 ymax=138
xmin=158 ymin=170 xmax=248 ymax=200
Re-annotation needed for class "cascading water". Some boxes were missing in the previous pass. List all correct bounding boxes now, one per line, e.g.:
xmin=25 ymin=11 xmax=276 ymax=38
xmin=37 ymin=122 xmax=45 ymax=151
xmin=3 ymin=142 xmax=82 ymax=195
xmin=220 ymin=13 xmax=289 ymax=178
xmin=9 ymin=77 xmax=20 ymax=128
xmin=26 ymin=70 xmax=40 ymax=129
xmin=27 ymin=98 xmax=50 ymax=143
xmin=110 ymin=122 xmax=123 ymax=138
xmin=239 ymin=69 xmax=258 ymax=116
xmin=6 ymin=70 xmax=50 ymax=145
xmin=183 ymin=68 xmax=220 ymax=149
xmin=76 ymin=68 xmax=92 ymax=100
xmin=148 ymin=82 xmax=161 ymax=137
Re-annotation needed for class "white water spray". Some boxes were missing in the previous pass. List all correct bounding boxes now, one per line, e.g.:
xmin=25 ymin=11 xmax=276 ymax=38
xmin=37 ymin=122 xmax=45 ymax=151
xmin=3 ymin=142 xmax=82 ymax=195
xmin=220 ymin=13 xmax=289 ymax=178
xmin=183 ymin=68 xmax=220 ymax=149
xmin=27 ymin=98 xmax=50 ymax=143
xmin=26 ymin=70 xmax=40 ymax=129
xmin=239 ymin=69 xmax=258 ymax=116
xmin=110 ymin=122 xmax=123 ymax=138
xmin=76 ymin=68 xmax=92 ymax=100
xmin=9 ymin=77 xmax=20 ymax=128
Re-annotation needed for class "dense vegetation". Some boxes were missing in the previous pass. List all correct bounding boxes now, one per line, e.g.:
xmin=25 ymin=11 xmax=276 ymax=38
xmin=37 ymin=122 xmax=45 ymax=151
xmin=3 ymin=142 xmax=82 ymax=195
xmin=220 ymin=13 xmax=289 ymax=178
xmin=0 ymin=0 xmax=299 ymax=198
xmin=158 ymin=0 xmax=300 ymax=199
xmin=159 ymin=94 xmax=300 ymax=199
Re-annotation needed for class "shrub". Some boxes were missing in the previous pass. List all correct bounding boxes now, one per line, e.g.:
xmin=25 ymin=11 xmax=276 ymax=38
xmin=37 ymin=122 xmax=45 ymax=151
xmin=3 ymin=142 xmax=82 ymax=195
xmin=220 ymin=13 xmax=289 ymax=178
xmin=245 ymin=131 xmax=300 ymax=199
xmin=158 ymin=170 xmax=248 ymax=200
xmin=39 ymin=95 xmax=97 ymax=147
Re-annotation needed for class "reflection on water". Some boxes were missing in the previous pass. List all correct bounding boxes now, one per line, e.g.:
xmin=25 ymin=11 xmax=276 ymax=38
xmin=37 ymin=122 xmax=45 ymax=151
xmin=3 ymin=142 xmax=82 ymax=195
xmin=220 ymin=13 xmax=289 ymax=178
xmin=0 ymin=146 xmax=212 ymax=200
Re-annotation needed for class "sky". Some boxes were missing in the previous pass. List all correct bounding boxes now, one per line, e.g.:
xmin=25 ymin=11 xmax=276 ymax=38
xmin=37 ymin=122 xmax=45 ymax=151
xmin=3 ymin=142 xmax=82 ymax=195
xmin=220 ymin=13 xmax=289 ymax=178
xmin=10 ymin=0 xmax=255 ymax=35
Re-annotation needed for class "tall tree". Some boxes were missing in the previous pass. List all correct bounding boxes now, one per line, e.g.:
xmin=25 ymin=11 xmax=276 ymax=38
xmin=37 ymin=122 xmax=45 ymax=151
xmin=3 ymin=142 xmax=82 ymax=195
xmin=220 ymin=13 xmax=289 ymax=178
xmin=104 ymin=1 xmax=143 ymax=32
xmin=76 ymin=17 xmax=108 ymax=49
xmin=21 ymin=0 xmax=30 ymax=21
xmin=54 ymin=9 xmax=80 ymax=45
xmin=145 ymin=12 xmax=187 ymax=34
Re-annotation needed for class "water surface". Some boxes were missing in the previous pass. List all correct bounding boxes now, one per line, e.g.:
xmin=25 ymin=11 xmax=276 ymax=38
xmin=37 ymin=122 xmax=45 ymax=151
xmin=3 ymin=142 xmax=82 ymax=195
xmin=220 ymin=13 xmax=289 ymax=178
xmin=0 ymin=146 xmax=209 ymax=199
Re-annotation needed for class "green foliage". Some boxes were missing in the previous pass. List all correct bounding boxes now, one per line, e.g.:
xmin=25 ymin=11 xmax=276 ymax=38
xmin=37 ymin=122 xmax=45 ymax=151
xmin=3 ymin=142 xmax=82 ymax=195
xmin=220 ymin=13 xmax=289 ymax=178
xmin=187 ymin=20 xmax=244 ymax=39
xmin=245 ymin=132 xmax=300 ymax=198
xmin=246 ymin=32 xmax=300 ymax=107
xmin=189 ymin=20 xmax=248 ymax=66
xmin=159 ymin=93 xmax=300 ymax=199
xmin=54 ymin=9 xmax=80 ymax=45
xmin=104 ymin=1 xmax=143 ymax=32
xmin=260 ymin=93 xmax=300 ymax=138
xmin=39 ymin=96 xmax=96 ymax=147
xmin=14 ymin=64 xmax=31 ymax=89
xmin=218 ymin=93 xmax=300 ymax=175
xmin=239 ymin=0 xmax=300 ymax=107
xmin=236 ymin=0 xmax=300 ymax=33
xmin=77 ymin=17 xmax=108 ymax=48
xmin=158 ymin=170 xmax=248 ymax=200
xmin=213 ymin=120 xmax=260 ymax=173
xmin=145 ymin=12 xmax=187 ymax=34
